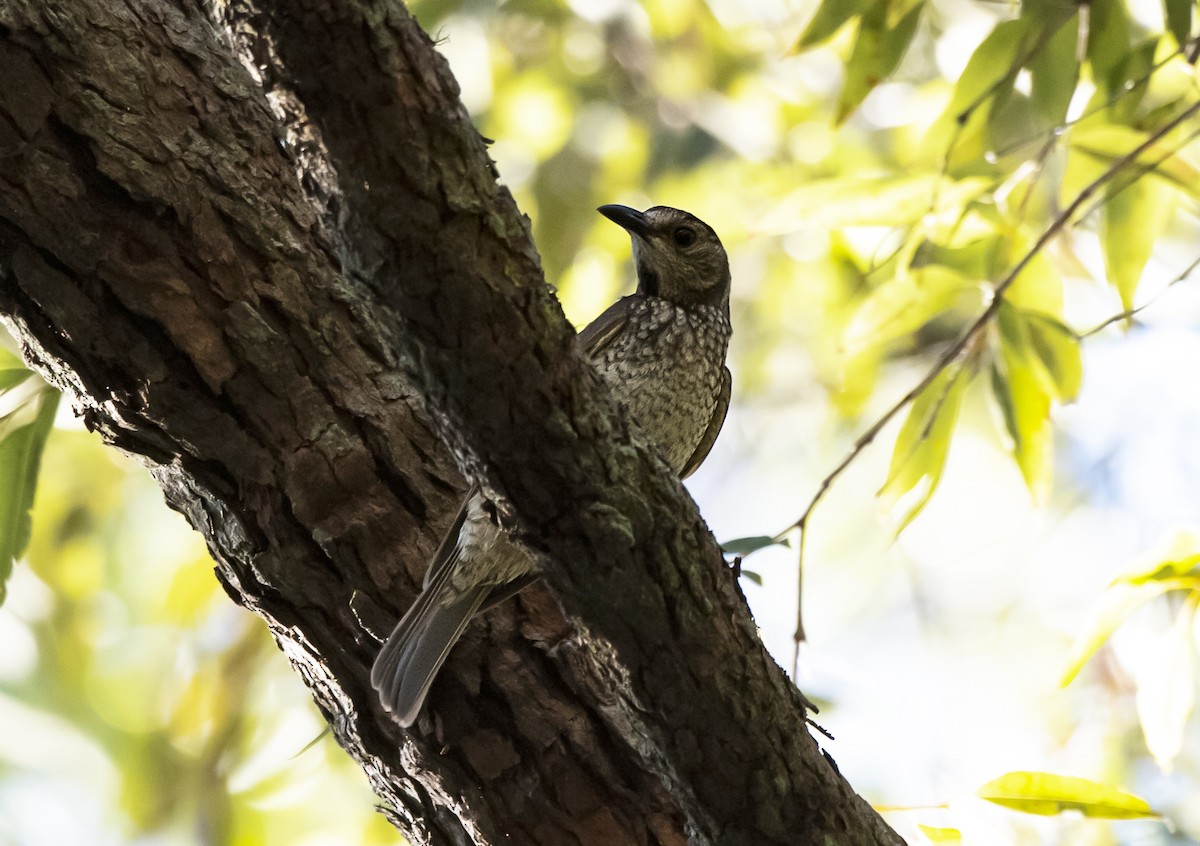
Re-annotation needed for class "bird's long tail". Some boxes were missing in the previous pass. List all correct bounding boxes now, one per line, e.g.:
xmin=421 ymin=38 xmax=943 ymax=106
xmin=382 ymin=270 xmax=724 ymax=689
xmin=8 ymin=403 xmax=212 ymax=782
xmin=370 ymin=555 xmax=490 ymax=727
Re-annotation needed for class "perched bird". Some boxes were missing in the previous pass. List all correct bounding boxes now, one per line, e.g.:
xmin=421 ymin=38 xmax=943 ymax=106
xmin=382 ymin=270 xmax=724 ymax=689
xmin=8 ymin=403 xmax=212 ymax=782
xmin=372 ymin=204 xmax=733 ymax=726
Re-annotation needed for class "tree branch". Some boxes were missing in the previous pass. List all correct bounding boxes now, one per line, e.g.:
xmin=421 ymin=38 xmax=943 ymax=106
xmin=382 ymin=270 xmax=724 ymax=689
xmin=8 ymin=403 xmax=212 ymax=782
xmin=0 ymin=1 xmax=900 ymax=844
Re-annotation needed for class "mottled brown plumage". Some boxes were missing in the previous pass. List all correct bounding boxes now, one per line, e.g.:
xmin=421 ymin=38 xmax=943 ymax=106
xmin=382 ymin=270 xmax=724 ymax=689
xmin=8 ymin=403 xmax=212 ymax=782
xmin=371 ymin=205 xmax=733 ymax=726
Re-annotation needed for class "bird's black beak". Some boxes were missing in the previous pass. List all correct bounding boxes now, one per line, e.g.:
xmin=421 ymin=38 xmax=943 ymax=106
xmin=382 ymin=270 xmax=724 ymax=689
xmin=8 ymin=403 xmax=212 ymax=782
xmin=598 ymin=204 xmax=649 ymax=237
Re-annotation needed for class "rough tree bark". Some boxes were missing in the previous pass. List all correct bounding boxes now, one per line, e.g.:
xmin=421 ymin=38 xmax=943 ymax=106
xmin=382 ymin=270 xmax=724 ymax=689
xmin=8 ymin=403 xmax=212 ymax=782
xmin=0 ymin=1 xmax=902 ymax=844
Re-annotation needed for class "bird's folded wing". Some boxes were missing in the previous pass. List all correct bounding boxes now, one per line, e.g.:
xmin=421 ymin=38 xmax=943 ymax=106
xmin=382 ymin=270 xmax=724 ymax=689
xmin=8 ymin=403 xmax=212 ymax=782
xmin=680 ymin=365 xmax=730 ymax=479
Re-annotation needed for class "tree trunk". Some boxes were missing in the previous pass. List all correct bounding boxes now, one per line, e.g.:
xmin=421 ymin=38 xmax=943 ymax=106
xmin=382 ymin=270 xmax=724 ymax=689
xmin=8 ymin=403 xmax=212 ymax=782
xmin=0 ymin=1 xmax=901 ymax=844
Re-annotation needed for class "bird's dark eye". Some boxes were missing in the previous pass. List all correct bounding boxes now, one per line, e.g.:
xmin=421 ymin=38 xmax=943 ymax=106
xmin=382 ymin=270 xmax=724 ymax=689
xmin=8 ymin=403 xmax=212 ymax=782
xmin=673 ymin=226 xmax=697 ymax=247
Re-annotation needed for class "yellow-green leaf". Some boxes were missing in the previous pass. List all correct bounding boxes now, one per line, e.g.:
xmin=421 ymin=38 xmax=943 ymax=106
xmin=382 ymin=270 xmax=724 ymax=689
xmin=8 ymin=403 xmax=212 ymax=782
xmin=1024 ymin=312 xmax=1083 ymax=401
xmin=1059 ymin=578 xmax=1193 ymax=686
xmin=844 ymin=265 xmax=979 ymax=352
xmin=880 ymin=363 xmax=970 ymax=532
xmin=945 ymin=19 xmax=1030 ymax=121
xmin=1061 ymin=529 xmax=1200 ymax=685
xmin=0 ymin=388 xmax=59 ymax=605
xmin=836 ymin=1 xmax=923 ymax=124
xmin=917 ymin=825 xmax=962 ymax=844
xmin=977 ymin=771 xmax=1157 ymax=819
xmin=886 ymin=0 xmax=924 ymax=28
xmin=1027 ymin=9 xmax=1080 ymax=128
xmin=1071 ymin=124 xmax=1200 ymax=198
xmin=989 ymin=333 xmax=1053 ymax=499
xmin=1136 ymin=592 xmax=1199 ymax=771
xmin=757 ymin=175 xmax=991 ymax=234
xmin=1101 ymin=175 xmax=1179 ymax=311
xmin=794 ymin=0 xmax=874 ymax=50
xmin=1085 ymin=0 xmax=1132 ymax=94
xmin=0 ymin=368 xmax=32 ymax=391
xmin=1122 ymin=528 xmax=1200 ymax=584
xmin=1164 ymin=0 xmax=1193 ymax=53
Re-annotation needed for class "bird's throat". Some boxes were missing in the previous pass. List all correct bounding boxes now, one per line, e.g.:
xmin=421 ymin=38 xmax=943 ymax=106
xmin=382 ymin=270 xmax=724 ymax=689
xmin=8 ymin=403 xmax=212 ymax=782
xmin=637 ymin=263 xmax=660 ymax=297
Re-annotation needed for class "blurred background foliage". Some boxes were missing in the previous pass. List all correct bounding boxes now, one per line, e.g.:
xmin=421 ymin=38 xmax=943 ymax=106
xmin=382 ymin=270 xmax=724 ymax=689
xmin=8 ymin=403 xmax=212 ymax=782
xmin=2 ymin=0 xmax=1200 ymax=843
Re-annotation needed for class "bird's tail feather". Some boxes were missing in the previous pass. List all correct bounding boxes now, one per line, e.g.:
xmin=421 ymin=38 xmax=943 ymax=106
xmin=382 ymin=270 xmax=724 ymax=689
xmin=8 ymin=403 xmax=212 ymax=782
xmin=371 ymin=556 xmax=490 ymax=727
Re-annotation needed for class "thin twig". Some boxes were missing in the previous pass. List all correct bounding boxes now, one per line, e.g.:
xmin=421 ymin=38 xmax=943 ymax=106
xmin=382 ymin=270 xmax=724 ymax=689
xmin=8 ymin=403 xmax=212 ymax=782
xmin=1073 ymin=122 xmax=1200 ymax=223
xmin=785 ymin=97 xmax=1200 ymax=661
xmin=1079 ymin=253 xmax=1200 ymax=338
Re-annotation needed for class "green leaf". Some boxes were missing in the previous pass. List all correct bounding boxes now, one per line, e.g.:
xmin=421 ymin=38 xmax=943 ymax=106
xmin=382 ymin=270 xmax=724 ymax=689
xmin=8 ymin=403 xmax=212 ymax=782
xmin=1058 ymin=578 xmax=1192 ymax=686
xmin=1024 ymin=312 xmax=1083 ymax=402
xmin=1163 ymin=0 xmax=1193 ymax=53
xmin=757 ymin=175 xmax=991 ymax=233
xmin=885 ymin=0 xmax=924 ymax=29
xmin=836 ymin=1 xmax=923 ymax=124
xmin=720 ymin=535 xmax=790 ymax=556
xmin=1071 ymin=124 xmax=1200 ymax=198
xmin=1060 ymin=529 xmax=1200 ymax=686
xmin=946 ymin=19 xmax=1031 ymax=122
xmin=977 ymin=772 xmax=1157 ymax=820
xmin=0 ymin=369 xmax=32 ymax=392
xmin=880 ymin=363 xmax=970 ymax=532
xmin=917 ymin=825 xmax=962 ymax=844
xmin=1027 ymin=11 xmax=1080 ymax=129
xmin=0 ymin=388 xmax=59 ymax=605
xmin=923 ymin=16 xmax=1031 ymax=167
xmin=1085 ymin=0 xmax=1132 ymax=95
xmin=739 ymin=569 xmax=763 ymax=587
xmin=1122 ymin=529 xmax=1200 ymax=583
xmin=989 ymin=325 xmax=1053 ymax=499
xmin=844 ymin=265 xmax=979 ymax=352
xmin=1136 ymin=592 xmax=1199 ymax=771
xmin=794 ymin=0 xmax=875 ymax=50
xmin=1101 ymin=174 xmax=1179 ymax=312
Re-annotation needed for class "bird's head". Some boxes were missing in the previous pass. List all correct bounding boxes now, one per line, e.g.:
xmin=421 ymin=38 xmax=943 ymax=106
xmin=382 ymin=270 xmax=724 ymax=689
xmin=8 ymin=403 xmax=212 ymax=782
xmin=598 ymin=204 xmax=730 ymax=309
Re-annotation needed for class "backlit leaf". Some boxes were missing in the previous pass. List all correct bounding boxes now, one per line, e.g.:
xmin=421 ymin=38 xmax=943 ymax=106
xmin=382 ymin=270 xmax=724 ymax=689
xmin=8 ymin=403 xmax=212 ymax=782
xmin=989 ymin=320 xmax=1053 ymax=499
xmin=1164 ymin=0 xmax=1193 ymax=53
xmin=0 ymin=369 xmax=32 ymax=392
xmin=1072 ymin=124 xmax=1200 ymax=198
xmin=794 ymin=0 xmax=875 ymax=50
xmin=977 ymin=771 xmax=1157 ymax=819
xmin=880 ymin=363 xmax=970 ymax=532
xmin=945 ymin=19 xmax=1030 ymax=122
xmin=0 ymin=388 xmax=59 ymax=605
xmin=844 ymin=265 xmax=979 ymax=352
xmin=836 ymin=1 xmax=923 ymax=124
xmin=1085 ymin=0 xmax=1132 ymax=94
xmin=1101 ymin=174 xmax=1179 ymax=311
xmin=757 ymin=175 xmax=991 ymax=233
xmin=1122 ymin=528 xmax=1200 ymax=584
xmin=1027 ymin=10 xmax=1080 ymax=128
xmin=917 ymin=825 xmax=962 ymax=844
xmin=923 ymin=18 xmax=1031 ymax=169
xmin=1061 ymin=530 xmax=1200 ymax=685
xmin=1024 ymin=312 xmax=1083 ymax=402
xmin=1136 ymin=592 xmax=1198 ymax=771
xmin=1059 ymin=578 xmax=1193 ymax=686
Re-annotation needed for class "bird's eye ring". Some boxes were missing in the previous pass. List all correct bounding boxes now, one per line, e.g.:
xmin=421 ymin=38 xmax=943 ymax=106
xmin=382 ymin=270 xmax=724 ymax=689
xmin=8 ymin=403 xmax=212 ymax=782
xmin=673 ymin=226 xmax=697 ymax=247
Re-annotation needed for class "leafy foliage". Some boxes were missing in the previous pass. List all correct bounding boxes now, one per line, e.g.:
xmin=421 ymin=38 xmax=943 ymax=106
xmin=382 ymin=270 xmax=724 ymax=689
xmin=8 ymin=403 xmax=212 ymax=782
xmin=0 ymin=350 xmax=57 ymax=606
xmin=1061 ymin=530 xmax=1200 ymax=771
xmin=976 ymin=771 xmax=1157 ymax=820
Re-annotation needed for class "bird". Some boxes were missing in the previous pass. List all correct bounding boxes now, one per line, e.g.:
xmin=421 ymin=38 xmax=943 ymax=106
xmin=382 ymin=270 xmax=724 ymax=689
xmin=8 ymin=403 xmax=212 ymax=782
xmin=371 ymin=204 xmax=733 ymax=726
